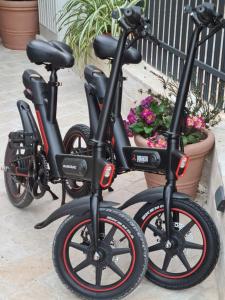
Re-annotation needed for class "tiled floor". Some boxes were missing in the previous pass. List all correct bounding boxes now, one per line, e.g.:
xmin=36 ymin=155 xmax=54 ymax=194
xmin=0 ymin=42 xmax=218 ymax=300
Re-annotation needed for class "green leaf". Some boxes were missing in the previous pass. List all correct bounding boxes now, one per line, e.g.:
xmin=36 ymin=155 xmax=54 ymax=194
xmin=182 ymin=136 xmax=188 ymax=146
xmin=58 ymin=0 xmax=146 ymax=67
xmin=144 ymin=127 xmax=153 ymax=135
xmin=150 ymin=102 xmax=160 ymax=114
xmin=130 ymin=124 xmax=144 ymax=134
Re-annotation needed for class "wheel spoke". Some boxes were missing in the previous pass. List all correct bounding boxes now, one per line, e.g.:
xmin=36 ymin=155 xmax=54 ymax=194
xmin=148 ymin=243 xmax=164 ymax=252
xmin=86 ymin=224 xmax=94 ymax=243
xmin=162 ymin=252 xmax=172 ymax=271
xmin=73 ymin=259 xmax=90 ymax=273
xmin=177 ymin=251 xmax=191 ymax=271
xmin=180 ymin=220 xmax=195 ymax=236
xmin=111 ymin=248 xmax=131 ymax=256
xmin=184 ymin=241 xmax=203 ymax=250
xmin=17 ymin=183 xmax=21 ymax=194
xmin=104 ymin=226 xmax=117 ymax=244
xmin=173 ymin=212 xmax=180 ymax=226
xmin=147 ymin=224 xmax=164 ymax=237
xmin=69 ymin=242 xmax=89 ymax=253
xmin=108 ymin=261 xmax=125 ymax=278
xmin=96 ymin=263 xmax=103 ymax=286
xmin=78 ymin=137 xmax=81 ymax=149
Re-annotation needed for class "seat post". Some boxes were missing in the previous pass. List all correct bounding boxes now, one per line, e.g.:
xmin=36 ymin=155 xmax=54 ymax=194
xmin=47 ymin=67 xmax=58 ymax=123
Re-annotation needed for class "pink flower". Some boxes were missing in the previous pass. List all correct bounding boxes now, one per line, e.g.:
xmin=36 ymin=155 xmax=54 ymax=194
xmin=194 ymin=117 xmax=206 ymax=129
xmin=157 ymin=137 xmax=167 ymax=148
xmin=141 ymin=108 xmax=156 ymax=125
xmin=141 ymin=96 xmax=153 ymax=108
xmin=147 ymin=134 xmax=167 ymax=149
xmin=186 ymin=116 xmax=195 ymax=127
xmin=186 ymin=115 xmax=206 ymax=129
xmin=127 ymin=108 xmax=137 ymax=124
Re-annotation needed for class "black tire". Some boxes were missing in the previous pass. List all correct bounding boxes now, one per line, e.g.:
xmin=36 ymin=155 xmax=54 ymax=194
xmin=63 ymin=124 xmax=91 ymax=198
xmin=53 ymin=207 xmax=148 ymax=299
xmin=4 ymin=139 xmax=33 ymax=209
xmin=134 ymin=198 xmax=220 ymax=290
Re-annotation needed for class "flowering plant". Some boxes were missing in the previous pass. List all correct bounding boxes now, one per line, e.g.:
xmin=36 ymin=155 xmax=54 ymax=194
xmin=126 ymin=94 xmax=206 ymax=149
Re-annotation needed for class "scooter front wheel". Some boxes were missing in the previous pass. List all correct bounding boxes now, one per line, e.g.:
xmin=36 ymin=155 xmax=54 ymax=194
xmin=53 ymin=207 xmax=148 ymax=299
xmin=134 ymin=198 xmax=220 ymax=290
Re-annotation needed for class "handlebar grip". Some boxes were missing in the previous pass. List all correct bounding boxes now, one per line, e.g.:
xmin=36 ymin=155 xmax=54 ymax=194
xmin=196 ymin=3 xmax=217 ymax=25
xmin=123 ymin=6 xmax=142 ymax=27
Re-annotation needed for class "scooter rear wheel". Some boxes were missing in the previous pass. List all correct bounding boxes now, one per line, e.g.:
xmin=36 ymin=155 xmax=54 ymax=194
xmin=134 ymin=198 xmax=220 ymax=290
xmin=4 ymin=133 xmax=33 ymax=208
xmin=53 ymin=207 xmax=148 ymax=299
xmin=63 ymin=124 xmax=91 ymax=198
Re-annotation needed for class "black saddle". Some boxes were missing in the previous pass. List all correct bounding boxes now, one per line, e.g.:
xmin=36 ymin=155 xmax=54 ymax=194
xmin=93 ymin=35 xmax=142 ymax=65
xmin=26 ymin=40 xmax=74 ymax=69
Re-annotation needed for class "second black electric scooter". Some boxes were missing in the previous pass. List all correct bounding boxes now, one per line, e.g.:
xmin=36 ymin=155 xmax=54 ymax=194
xmin=62 ymin=2 xmax=223 ymax=291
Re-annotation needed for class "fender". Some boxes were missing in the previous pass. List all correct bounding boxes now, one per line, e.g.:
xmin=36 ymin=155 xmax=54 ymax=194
xmin=17 ymin=100 xmax=41 ymax=143
xmin=35 ymin=196 xmax=118 ymax=229
xmin=119 ymin=187 xmax=191 ymax=210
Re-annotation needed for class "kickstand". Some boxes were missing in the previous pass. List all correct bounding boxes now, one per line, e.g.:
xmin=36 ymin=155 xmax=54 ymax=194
xmin=61 ymin=180 xmax=66 ymax=206
xmin=45 ymin=185 xmax=59 ymax=200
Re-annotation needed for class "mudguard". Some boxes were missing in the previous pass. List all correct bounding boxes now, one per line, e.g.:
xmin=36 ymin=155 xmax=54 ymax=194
xmin=17 ymin=100 xmax=41 ymax=143
xmin=35 ymin=196 xmax=118 ymax=229
xmin=119 ymin=187 xmax=191 ymax=210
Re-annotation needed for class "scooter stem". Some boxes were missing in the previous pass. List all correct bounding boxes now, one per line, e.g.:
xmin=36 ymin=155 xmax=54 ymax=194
xmin=164 ymin=24 xmax=203 ymax=240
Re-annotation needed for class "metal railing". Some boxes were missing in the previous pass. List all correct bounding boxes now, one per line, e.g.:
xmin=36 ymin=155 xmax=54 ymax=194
xmin=139 ymin=0 xmax=225 ymax=107
xmin=38 ymin=0 xmax=67 ymax=40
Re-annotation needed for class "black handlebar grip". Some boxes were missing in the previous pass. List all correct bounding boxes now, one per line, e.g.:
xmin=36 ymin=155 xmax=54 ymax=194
xmin=196 ymin=3 xmax=217 ymax=25
xmin=123 ymin=6 xmax=142 ymax=27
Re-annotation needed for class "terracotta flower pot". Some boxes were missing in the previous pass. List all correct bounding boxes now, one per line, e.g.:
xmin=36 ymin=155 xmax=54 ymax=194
xmin=134 ymin=129 xmax=215 ymax=198
xmin=0 ymin=0 xmax=38 ymax=50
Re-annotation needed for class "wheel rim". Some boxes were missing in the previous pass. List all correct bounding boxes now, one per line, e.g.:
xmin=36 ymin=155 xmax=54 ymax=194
xmin=62 ymin=218 xmax=136 ymax=292
xmin=141 ymin=208 xmax=207 ymax=279
xmin=65 ymin=133 xmax=90 ymax=192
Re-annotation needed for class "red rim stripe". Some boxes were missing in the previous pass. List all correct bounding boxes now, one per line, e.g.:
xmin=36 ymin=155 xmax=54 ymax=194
xmin=141 ymin=207 xmax=207 ymax=279
xmin=62 ymin=218 xmax=136 ymax=292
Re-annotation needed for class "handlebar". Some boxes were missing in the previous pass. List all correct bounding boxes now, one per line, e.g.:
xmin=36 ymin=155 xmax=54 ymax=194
xmin=112 ymin=5 xmax=161 ymax=47
xmin=123 ymin=6 xmax=142 ymax=28
xmin=185 ymin=3 xmax=223 ymax=27
xmin=196 ymin=3 xmax=220 ymax=26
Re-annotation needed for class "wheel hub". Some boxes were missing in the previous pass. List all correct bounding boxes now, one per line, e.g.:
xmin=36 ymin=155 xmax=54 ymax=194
xmin=88 ymin=241 xmax=114 ymax=266
xmin=161 ymin=230 xmax=186 ymax=255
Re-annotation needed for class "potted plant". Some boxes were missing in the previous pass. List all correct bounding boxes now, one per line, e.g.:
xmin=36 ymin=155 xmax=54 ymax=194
xmin=125 ymin=78 xmax=222 ymax=198
xmin=0 ymin=0 xmax=38 ymax=50
xmin=58 ymin=0 xmax=144 ymax=66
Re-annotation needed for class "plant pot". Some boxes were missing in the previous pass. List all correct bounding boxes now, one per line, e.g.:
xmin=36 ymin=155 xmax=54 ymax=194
xmin=134 ymin=129 xmax=215 ymax=198
xmin=0 ymin=0 xmax=38 ymax=50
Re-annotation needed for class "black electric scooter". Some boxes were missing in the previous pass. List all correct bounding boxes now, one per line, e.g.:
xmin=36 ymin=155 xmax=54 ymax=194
xmin=56 ymin=2 xmax=223 ymax=291
xmin=4 ymin=7 xmax=153 ymax=300
xmin=121 ymin=3 xmax=223 ymax=289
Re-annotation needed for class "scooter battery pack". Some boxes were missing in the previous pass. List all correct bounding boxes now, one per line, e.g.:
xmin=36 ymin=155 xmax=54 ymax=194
xmin=56 ymin=154 xmax=93 ymax=181
xmin=123 ymin=147 xmax=167 ymax=173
